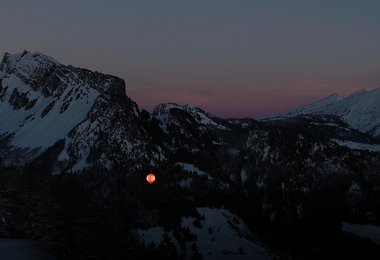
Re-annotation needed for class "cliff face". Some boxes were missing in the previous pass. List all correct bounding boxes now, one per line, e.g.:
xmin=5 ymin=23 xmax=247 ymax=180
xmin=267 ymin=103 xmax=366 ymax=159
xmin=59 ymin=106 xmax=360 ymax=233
xmin=0 ymin=51 xmax=160 ymax=170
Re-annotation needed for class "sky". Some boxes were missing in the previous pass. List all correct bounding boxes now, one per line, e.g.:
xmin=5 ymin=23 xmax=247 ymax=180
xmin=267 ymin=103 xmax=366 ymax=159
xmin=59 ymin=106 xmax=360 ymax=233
xmin=1 ymin=0 xmax=380 ymax=118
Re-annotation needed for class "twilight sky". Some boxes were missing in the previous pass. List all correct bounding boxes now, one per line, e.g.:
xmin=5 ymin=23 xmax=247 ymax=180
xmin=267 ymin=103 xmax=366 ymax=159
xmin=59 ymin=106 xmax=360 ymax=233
xmin=1 ymin=0 xmax=380 ymax=118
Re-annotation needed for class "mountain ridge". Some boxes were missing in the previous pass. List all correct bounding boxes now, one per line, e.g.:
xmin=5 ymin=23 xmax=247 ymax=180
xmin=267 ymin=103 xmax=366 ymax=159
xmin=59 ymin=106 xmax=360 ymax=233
xmin=0 ymin=51 xmax=158 ymax=170
xmin=2 ymin=50 xmax=380 ymax=169
xmin=265 ymin=87 xmax=380 ymax=139
xmin=2 ymin=51 xmax=380 ymax=259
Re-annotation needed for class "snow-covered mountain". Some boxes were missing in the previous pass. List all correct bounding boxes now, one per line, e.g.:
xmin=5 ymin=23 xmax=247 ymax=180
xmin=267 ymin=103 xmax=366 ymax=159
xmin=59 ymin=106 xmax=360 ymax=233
xmin=153 ymin=103 xmax=230 ymax=132
xmin=0 ymin=51 xmax=159 ymax=169
xmin=268 ymin=88 xmax=380 ymax=139
xmin=2 ymin=51 xmax=380 ymax=259
xmin=138 ymin=207 xmax=272 ymax=259
xmin=264 ymin=114 xmax=378 ymax=145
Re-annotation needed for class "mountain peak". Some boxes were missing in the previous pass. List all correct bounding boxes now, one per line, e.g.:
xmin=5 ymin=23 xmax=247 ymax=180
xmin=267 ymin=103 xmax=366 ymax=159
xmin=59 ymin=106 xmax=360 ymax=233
xmin=266 ymin=87 xmax=380 ymax=138
xmin=268 ymin=92 xmax=340 ymax=119
xmin=1 ymin=50 xmax=58 ymax=73
xmin=327 ymin=92 xmax=339 ymax=98
xmin=0 ymin=51 xmax=136 ymax=166
xmin=320 ymin=92 xmax=341 ymax=102
xmin=152 ymin=103 xmax=229 ymax=131
xmin=153 ymin=103 xmax=209 ymax=115
xmin=1 ymin=51 xmax=59 ymax=92
xmin=0 ymin=51 xmax=126 ymax=97
xmin=350 ymin=88 xmax=367 ymax=97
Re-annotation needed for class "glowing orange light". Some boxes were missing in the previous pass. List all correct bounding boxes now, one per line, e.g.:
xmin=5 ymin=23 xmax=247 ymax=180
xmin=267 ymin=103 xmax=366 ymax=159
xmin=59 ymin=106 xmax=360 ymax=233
xmin=146 ymin=173 xmax=156 ymax=184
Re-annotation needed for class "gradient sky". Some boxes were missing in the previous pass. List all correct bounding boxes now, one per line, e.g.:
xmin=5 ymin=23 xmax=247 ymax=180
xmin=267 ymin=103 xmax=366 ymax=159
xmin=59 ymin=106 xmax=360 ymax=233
xmin=1 ymin=0 xmax=380 ymax=118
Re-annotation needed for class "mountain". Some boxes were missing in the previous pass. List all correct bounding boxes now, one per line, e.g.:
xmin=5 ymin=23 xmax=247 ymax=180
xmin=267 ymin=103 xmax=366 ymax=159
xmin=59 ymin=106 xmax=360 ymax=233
xmin=267 ymin=88 xmax=380 ymax=139
xmin=2 ymin=51 xmax=380 ymax=259
xmin=0 ymin=51 xmax=161 ymax=171
xmin=152 ymin=103 xmax=231 ymax=131
xmin=264 ymin=114 xmax=378 ymax=144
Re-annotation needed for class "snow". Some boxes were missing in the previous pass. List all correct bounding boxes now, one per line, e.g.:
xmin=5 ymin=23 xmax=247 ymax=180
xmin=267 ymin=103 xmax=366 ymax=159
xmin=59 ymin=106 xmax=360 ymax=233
xmin=311 ymin=143 xmax=324 ymax=154
xmin=212 ymin=140 xmax=224 ymax=145
xmin=349 ymin=182 xmax=361 ymax=193
xmin=72 ymin=158 xmax=88 ymax=172
xmin=262 ymin=146 xmax=270 ymax=159
xmin=228 ymin=119 xmax=254 ymax=129
xmin=57 ymin=143 xmax=69 ymax=161
xmin=174 ymin=163 xmax=231 ymax=189
xmin=0 ymin=68 xmax=100 ymax=153
xmin=0 ymin=239 xmax=55 ymax=260
xmin=310 ymin=121 xmax=349 ymax=130
xmin=240 ymin=169 xmax=248 ymax=184
xmin=341 ymin=222 xmax=380 ymax=244
xmin=137 ymin=226 xmax=166 ymax=246
xmin=179 ymin=178 xmax=192 ymax=188
xmin=151 ymin=145 xmax=166 ymax=162
xmin=136 ymin=208 xmax=272 ymax=259
xmin=0 ymin=51 xmax=154 ymax=170
xmin=186 ymin=107 xmax=227 ymax=130
xmin=264 ymin=92 xmax=341 ymax=120
xmin=331 ymin=139 xmax=380 ymax=152
xmin=151 ymin=106 xmax=171 ymax=133
xmin=181 ymin=208 xmax=271 ymax=259
xmin=13 ymin=52 xmax=58 ymax=77
xmin=267 ymin=87 xmax=380 ymax=138
xmin=228 ymin=148 xmax=240 ymax=157
xmin=3 ymin=51 xmax=57 ymax=69
xmin=176 ymin=162 xmax=211 ymax=179
xmin=137 ymin=227 xmax=181 ymax=254
xmin=153 ymin=103 xmax=228 ymax=130
xmin=256 ymin=177 xmax=265 ymax=188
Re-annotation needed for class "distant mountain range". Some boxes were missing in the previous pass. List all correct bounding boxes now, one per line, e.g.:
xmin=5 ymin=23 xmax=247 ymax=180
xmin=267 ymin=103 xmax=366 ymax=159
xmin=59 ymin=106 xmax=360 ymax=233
xmin=1 ymin=51 xmax=380 ymax=259
xmin=265 ymin=87 xmax=380 ymax=139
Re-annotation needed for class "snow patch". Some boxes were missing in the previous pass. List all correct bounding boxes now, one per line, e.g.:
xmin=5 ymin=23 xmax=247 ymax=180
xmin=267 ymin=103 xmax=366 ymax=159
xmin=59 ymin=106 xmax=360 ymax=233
xmin=153 ymin=103 xmax=228 ymax=131
xmin=137 ymin=227 xmax=166 ymax=246
xmin=0 ymin=73 xmax=100 ymax=150
xmin=266 ymin=87 xmax=380 ymax=138
xmin=342 ymin=222 xmax=380 ymax=244
xmin=181 ymin=208 xmax=272 ymax=259
xmin=331 ymin=139 xmax=380 ymax=152
xmin=240 ymin=169 xmax=248 ymax=184
xmin=0 ymin=239 xmax=54 ymax=259
xmin=176 ymin=162 xmax=211 ymax=179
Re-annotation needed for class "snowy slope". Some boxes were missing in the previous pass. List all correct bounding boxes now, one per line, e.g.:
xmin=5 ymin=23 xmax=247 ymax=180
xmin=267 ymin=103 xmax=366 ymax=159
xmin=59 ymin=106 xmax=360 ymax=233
xmin=331 ymin=139 xmax=380 ymax=152
xmin=267 ymin=88 xmax=380 ymax=138
xmin=0 ymin=73 xmax=99 ymax=149
xmin=0 ymin=239 xmax=55 ymax=260
xmin=153 ymin=103 xmax=228 ymax=131
xmin=137 ymin=208 xmax=272 ymax=259
xmin=175 ymin=162 xmax=209 ymax=178
xmin=273 ymin=93 xmax=342 ymax=117
xmin=0 ymin=51 xmax=157 ymax=170
xmin=0 ymin=51 xmax=100 ymax=162
xmin=342 ymin=222 xmax=380 ymax=244
xmin=181 ymin=208 xmax=271 ymax=259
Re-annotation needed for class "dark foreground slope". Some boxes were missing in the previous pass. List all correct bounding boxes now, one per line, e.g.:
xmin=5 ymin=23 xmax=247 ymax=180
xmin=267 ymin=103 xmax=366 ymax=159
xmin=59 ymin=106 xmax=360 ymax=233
xmin=1 ymin=51 xmax=380 ymax=259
